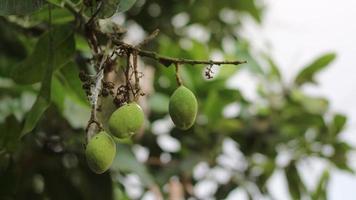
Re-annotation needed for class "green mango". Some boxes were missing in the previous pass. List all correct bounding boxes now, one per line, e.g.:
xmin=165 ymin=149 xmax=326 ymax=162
xmin=85 ymin=131 xmax=116 ymax=174
xmin=169 ymin=86 xmax=198 ymax=130
xmin=108 ymin=102 xmax=145 ymax=138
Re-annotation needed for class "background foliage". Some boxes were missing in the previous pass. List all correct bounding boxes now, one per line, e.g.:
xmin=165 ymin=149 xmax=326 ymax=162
xmin=0 ymin=0 xmax=353 ymax=199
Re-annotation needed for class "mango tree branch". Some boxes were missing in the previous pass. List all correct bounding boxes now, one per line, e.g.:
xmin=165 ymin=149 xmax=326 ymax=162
xmin=114 ymin=40 xmax=247 ymax=67
xmin=140 ymin=49 xmax=247 ymax=66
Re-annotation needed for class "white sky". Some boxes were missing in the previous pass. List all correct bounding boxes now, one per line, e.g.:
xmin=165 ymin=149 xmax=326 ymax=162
xmin=238 ymin=0 xmax=356 ymax=199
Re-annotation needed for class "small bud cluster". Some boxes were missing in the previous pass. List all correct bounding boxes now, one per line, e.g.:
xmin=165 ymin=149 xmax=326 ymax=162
xmin=79 ymin=70 xmax=94 ymax=97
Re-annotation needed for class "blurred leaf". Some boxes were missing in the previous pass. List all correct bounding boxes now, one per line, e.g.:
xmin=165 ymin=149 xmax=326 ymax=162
xmin=51 ymin=75 xmax=66 ymax=111
xmin=155 ymin=153 xmax=205 ymax=185
xmin=330 ymin=114 xmax=347 ymax=136
xmin=189 ymin=40 xmax=209 ymax=60
xmin=46 ymin=0 xmax=63 ymax=7
xmin=257 ymin=160 xmax=275 ymax=192
xmin=113 ymin=184 xmax=130 ymax=200
xmin=116 ymin=0 xmax=137 ymax=13
xmin=0 ymin=19 xmax=27 ymax=77
xmin=204 ymin=90 xmax=223 ymax=122
xmin=213 ymin=119 xmax=244 ymax=134
xmin=75 ymin=34 xmax=91 ymax=52
xmin=20 ymin=26 xmax=69 ymax=136
xmin=331 ymin=142 xmax=354 ymax=172
xmin=0 ymin=84 xmax=35 ymax=97
xmin=302 ymin=97 xmax=329 ymax=115
xmin=51 ymin=71 xmax=90 ymax=128
xmin=31 ymin=6 xmax=75 ymax=24
xmin=236 ymin=0 xmax=263 ymax=22
xmin=112 ymin=144 xmax=155 ymax=187
xmin=58 ymin=62 xmax=88 ymax=106
xmin=216 ymin=65 xmax=240 ymax=80
xmin=294 ymin=53 xmax=336 ymax=86
xmin=290 ymin=89 xmax=329 ymax=114
xmin=0 ymin=0 xmax=45 ymax=15
xmin=148 ymin=93 xmax=169 ymax=114
xmin=11 ymin=25 xmax=75 ymax=84
xmin=203 ymin=89 xmax=243 ymax=123
xmin=311 ymin=170 xmax=329 ymax=200
xmin=21 ymin=86 xmax=50 ymax=137
xmin=266 ymin=56 xmax=281 ymax=81
xmin=235 ymin=41 xmax=263 ymax=74
xmin=285 ymin=163 xmax=307 ymax=200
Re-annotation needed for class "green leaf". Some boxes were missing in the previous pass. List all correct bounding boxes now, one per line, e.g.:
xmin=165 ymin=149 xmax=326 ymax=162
xmin=46 ymin=0 xmax=63 ymax=7
xmin=148 ymin=93 xmax=169 ymax=114
xmin=285 ymin=163 xmax=307 ymax=200
xmin=311 ymin=170 xmax=329 ymax=200
xmin=213 ymin=119 xmax=244 ymax=134
xmin=112 ymin=144 xmax=155 ymax=187
xmin=266 ymin=56 xmax=281 ymax=81
xmin=20 ymin=25 xmax=71 ymax=136
xmin=58 ymin=62 xmax=88 ymax=106
xmin=330 ymin=114 xmax=347 ymax=135
xmin=0 ymin=19 xmax=27 ymax=77
xmin=235 ymin=41 xmax=263 ymax=74
xmin=116 ymin=0 xmax=137 ymax=13
xmin=51 ymin=70 xmax=90 ymax=128
xmin=236 ymin=0 xmax=263 ymax=23
xmin=0 ymin=0 xmax=45 ymax=15
xmin=290 ymin=89 xmax=329 ymax=114
xmin=216 ymin=65 xmax=239 ymax=79
xmin=301 ymin=97 xmax=329 ymax=115
xmin=21 ymin=91 xmax=50 ymax=137
xmin=31 ymin=6 xmax=75 ymax=24
xmin=113 ymin=184 xmax=130 ymax=200
xmin=257 ymin=160 xmax=276 ymax=192
xmin=11 ymin=25 xmax=75 ymax=84
xmin=203 ymin=88 xmax=243 ymax=123
xmin=51 ymin=75 xmax=66 ymax=111
xmin=294 ymin=53 xmax=336 ymax=86
xmin=331 ymin=142 xmax=354 ymax=172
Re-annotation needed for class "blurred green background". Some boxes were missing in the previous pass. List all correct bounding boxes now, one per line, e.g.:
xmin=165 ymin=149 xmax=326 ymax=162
xmin=0 ymin=0 xmax=353 ymax=199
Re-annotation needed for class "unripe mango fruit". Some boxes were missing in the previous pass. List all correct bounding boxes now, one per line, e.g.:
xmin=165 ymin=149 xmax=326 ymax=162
xmin=108 ymin=102 xmax=144 ymax=138
xmin=169 ymin=86 xmax=198 ymax=130
xmin=85 ymin=131 xmax=116 ymax=174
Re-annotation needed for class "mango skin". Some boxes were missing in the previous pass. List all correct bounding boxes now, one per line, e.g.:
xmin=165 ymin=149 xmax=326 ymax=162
xmin=169 ymin=86 xmax=198 ymax=130
xmin=108 ymin=102 xmax=144 ymax=138
xmin=85 ymin=131 xmax=116 ymax=174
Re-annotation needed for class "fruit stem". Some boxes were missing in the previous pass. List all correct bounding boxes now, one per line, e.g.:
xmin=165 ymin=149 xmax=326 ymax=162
xmin=175 ymin=63 xmax=183 ymax=86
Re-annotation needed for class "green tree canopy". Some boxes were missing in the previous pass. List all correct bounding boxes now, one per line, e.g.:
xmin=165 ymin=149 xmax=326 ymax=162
xmin=0 ymin=0 xmax=352 ymax=199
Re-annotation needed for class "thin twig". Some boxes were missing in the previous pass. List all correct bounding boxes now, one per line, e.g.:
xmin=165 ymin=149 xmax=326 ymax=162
xmin=136 ymin=29 xmax=160 ymax=48
xmin=139 ymin=49 xmax=247 ymax=66
xmin=85 ymin=41 xmax=111 ymax=143
xmin=87 ymin=1 xmax=103 ymax=25
xmin=114 ymin=41 xmax=247 ymax=67
xmin=132 ymin=50 xmax=141 ymax=100
xmin=125 ymin=52 xmax=134 ymax=101
xmin=63 ymin=0 xmax=87 ymax=23
xmin=174 ymin=63 xmax=182 ymax=86
xmin=169 ymin=177 xmax=184 ymax=200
